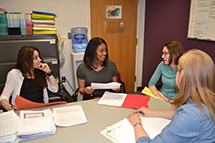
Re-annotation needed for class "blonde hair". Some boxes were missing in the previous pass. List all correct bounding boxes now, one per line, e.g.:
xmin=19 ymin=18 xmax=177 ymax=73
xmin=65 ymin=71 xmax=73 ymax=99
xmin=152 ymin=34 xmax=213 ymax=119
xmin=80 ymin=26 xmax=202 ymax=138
xmin=174 ymin=49 xmax=215 ymax=122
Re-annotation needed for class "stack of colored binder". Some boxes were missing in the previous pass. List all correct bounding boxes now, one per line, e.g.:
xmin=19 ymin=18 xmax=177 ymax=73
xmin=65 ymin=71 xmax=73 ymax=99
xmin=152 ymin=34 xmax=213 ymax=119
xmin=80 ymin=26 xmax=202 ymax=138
xmin=31 ymin=11 xmax=57 ymax=35
xmin=0 ymin=7 xmax=7 ymax=13
xmin=0 ymin=13 xmax=8 ymax=35
xmin=7 ymin=12 xmax=28 ymax=35
xmin=25 ymin=13 xmax=33 ymax=35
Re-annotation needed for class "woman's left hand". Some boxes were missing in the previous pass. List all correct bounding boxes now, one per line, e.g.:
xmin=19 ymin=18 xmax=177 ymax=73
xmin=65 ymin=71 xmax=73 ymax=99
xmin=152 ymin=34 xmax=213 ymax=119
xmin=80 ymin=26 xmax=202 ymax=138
xmin=126 ymin=112 xmax=142 ymax=126
xmin=167 ymin=100 xmax=174 ymax=104
xmin=112 ymin=86 xmax=121 ymax=92
xmin=39 ymin=63 xmax=51 ymax=73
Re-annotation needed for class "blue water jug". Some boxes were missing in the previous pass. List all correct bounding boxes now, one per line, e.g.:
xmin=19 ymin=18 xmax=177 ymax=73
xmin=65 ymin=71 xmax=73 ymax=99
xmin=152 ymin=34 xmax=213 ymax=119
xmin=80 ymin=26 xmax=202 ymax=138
xmin=71 ymin=27 xmax=88 ymax=52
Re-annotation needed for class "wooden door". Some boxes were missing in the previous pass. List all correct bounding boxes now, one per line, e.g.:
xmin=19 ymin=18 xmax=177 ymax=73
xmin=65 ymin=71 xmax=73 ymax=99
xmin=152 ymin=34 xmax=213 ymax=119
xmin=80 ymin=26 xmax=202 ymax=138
xmin=91 ymin=0 xmax=137 ymax=92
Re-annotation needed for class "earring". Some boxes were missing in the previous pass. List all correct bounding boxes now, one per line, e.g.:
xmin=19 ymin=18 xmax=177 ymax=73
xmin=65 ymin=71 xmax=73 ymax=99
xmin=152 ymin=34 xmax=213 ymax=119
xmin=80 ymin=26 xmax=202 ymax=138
xmin=179 ymin=78 xmax=181 ymax=84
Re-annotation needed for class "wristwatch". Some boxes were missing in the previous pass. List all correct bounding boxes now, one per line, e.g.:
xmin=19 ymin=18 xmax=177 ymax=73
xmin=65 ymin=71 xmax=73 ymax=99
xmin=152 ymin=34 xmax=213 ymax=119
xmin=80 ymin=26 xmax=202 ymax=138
xmin=47 ymin=70 xmax=53 ymax=76
xmin=133 ymin=122 xmax=142 ymax=127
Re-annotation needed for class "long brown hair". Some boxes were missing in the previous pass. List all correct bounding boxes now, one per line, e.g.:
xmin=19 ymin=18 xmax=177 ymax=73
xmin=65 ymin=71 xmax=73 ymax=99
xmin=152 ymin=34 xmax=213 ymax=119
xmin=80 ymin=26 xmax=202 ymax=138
xmin=174 ymin=49 xmax=215 ymax=122
xmin=14 ymin=46 xmax=48 ymax=88
xmin=164 ymin=41 xmax=185 ymax=65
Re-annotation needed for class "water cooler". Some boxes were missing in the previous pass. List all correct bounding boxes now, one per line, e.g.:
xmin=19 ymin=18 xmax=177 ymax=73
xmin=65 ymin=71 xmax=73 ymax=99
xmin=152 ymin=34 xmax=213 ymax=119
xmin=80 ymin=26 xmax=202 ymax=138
xmin=71 ymin=27 xmax=88 ymax=52
xmin=70 ymin=27 xmax=87 ymax=100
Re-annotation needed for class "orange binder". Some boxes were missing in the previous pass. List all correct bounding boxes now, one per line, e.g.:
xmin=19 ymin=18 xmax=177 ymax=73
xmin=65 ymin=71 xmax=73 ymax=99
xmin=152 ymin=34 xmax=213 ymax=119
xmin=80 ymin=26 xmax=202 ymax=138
xmin=15 ymin=95 xmax=67 ymax=110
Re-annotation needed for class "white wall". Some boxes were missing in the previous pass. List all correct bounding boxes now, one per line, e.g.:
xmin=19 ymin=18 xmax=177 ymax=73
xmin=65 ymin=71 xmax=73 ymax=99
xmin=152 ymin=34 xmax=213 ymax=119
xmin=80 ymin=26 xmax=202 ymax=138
xmin=1 ymin=0 xmax=145 ymax=95
xmin=1 ymin=0 xmax=91 ymax=96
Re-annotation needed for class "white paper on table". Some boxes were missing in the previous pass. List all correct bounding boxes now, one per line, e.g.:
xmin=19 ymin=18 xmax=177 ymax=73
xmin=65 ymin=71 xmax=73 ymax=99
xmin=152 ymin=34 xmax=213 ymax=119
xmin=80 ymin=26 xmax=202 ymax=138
xmin=91 ymin=82 xmax=121 ymax=89
xmin=140 ymin=117 xmax=171 ymax=139
xmin=97 ymin=91 xmax=127 ymax=107
xmin=17 ymin=109 xmax=55 ymax=135
xmin=0 ymin=110 xmax=19 ymax=141
xmin=106 ymin=118 xmax=135 ymax=143
xmin=105 ymin=117 xmax=171 ymax=142
xmin=53 ymin=105 xmax=87 ymax=127
xmin=0 ymin=133 xmax=17 ymax=143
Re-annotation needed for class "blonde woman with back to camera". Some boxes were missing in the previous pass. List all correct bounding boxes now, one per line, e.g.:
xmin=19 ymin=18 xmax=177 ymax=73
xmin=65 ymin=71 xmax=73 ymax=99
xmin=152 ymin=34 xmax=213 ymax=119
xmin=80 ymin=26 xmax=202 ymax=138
xmin=127 ymin=49 xmax=215 ymax=143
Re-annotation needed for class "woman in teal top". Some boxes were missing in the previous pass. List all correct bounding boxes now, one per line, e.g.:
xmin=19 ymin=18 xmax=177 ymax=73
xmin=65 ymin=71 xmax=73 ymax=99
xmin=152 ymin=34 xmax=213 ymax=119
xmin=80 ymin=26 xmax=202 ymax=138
xmin=148 ymin=41 xmax=185 ymax=103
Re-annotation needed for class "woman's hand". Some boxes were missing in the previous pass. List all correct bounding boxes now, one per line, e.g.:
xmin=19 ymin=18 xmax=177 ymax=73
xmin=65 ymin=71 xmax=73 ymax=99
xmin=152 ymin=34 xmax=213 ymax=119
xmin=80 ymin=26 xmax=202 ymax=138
xmin=127 ymin=111 xmax=151 ymax=140
xmin=156 ymin=94 xmax=170 ymax=102
xmin=126 ymin=112 xmax=142 ymax=126
xmin=85 ymin=86 xmax=95 ymax=95
xmin=0 ymin=99 xmax=18 ymax=111
xmin=38 ymin=63 xmax=51 ymax=73
xmin=167 ymin=100 xmax=174 ymax=104
xmin=112 ymin=86 xmax=121 ymax=92
xmin=137 ymin=106 xmax=154 ymax=117
xmin=11 ymin=103 xmax=18 ymax=110
xmin=5 ymin=103 xmax=18 ymax=111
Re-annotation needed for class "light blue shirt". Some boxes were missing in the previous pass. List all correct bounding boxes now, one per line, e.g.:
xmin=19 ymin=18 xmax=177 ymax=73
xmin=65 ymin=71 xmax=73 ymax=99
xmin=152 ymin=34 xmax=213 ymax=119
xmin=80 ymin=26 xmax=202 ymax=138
xmin=148 ymin=61 xmax=177 ymax=100
xmin=137 ymin=102 xmax=215 ymax=143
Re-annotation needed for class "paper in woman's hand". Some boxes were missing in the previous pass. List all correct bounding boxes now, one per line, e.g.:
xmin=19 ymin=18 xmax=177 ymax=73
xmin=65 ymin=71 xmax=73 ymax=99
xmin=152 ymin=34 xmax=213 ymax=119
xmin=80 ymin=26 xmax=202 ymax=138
xmin=91 ymin=82 xmax=121 ymax=89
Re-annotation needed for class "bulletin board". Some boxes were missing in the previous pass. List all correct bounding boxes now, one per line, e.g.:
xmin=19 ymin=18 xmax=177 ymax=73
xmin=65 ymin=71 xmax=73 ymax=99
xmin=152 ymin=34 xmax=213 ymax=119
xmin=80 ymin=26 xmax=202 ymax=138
xmin=187 ymin=0 xmax=215 ymax=41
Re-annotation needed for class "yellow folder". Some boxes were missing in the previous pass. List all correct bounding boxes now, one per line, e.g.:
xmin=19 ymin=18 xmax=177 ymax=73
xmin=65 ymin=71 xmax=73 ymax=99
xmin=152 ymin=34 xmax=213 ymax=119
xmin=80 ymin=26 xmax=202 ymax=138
xmin=141 ymin=86 xmax=164 ymax=101
xmin=31 ymin=13 xmax=55 ymax=19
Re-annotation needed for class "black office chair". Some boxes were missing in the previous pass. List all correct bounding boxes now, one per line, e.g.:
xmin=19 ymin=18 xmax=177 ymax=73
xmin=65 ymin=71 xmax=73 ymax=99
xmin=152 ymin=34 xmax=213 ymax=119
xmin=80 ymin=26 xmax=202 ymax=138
xmin=49 ymin=83 xmax=78 ymax=102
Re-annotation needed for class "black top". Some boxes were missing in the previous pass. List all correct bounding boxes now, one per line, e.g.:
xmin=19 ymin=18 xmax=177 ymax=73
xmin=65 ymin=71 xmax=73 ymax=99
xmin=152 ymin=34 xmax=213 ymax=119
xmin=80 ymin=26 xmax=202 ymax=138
xmin=20 ymin=77 xmax=44 ymax=103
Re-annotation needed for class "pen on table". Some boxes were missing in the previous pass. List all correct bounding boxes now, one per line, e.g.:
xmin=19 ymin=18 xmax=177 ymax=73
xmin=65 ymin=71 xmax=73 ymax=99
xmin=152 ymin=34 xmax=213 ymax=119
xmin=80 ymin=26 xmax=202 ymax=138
xmin=132 ymin=107 xmax=145 ymax=115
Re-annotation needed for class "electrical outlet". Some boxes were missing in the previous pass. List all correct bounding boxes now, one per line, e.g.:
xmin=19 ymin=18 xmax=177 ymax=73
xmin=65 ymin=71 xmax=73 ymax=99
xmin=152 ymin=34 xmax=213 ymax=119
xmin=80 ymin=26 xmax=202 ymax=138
xmin=62 ymin=76 xmax=66 ymax=82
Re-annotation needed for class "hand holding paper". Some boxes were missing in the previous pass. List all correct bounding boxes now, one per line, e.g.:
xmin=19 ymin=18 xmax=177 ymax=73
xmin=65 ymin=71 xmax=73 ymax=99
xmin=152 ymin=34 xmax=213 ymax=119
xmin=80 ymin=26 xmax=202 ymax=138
xmin=91 ymin=82 xmax=121 ymax=90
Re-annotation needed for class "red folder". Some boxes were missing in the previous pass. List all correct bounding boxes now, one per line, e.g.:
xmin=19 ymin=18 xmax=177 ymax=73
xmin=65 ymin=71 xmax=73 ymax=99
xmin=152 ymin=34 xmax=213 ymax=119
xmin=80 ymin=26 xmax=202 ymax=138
xmin=15 ymin=95 xmax=67 ymax=110
xmin=121 ymin=94 xmax=150 ymax=109
xmin=98 ymin=94 xmax=150 ymax=109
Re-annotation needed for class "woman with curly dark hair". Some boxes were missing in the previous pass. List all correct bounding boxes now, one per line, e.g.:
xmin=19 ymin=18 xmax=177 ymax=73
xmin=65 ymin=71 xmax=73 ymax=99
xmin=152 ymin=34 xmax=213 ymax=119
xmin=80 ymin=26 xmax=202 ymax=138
xmin=0 ymin=46 xmax=58 ymax=111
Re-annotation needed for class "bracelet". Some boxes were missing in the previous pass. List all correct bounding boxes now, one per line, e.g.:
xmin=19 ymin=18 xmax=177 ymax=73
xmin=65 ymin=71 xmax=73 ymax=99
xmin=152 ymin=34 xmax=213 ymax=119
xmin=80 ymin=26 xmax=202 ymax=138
xmin=133 ymin=122 xmax=142 ymax=127
xmin=47 ymin=70 xmax=53 ymax=77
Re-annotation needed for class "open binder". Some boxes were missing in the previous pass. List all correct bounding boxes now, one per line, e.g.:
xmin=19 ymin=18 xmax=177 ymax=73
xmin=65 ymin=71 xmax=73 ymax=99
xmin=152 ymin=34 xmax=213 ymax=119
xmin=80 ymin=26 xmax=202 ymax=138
xmin=97 ymin=91 xmax=150 ymax=109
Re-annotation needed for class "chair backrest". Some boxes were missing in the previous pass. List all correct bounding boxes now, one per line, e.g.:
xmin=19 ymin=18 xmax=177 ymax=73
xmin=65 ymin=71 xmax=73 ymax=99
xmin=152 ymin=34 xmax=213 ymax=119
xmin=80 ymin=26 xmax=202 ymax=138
xmin=117 ymin=71 xmax=126 ymax=93
xmin=0 ymin=85 xmax=5 ymax=94
xmin=0 ymin=85 xmax=8 ymax=112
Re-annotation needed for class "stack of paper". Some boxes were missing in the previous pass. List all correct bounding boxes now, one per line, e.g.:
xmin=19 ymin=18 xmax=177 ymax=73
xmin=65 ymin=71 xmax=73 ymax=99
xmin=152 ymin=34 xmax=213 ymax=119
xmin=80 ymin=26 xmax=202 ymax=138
xmin=53 ymin=105 xmax=87 ymax=127
xmin=0 ymin=111 xmax=19 ymax=142
xmin=91 ymin=82 xmax=121 ymax=89
xmin=97 ymin=91 xmax=127 ymax=107
xmin=0 ymin=105 xmax=88 ymax=142
xmin=101 ymin=117 xmax=171 ymax=143
xmin=97 ymin=91 xmax=150 ymax=109
xmin=17 ymin=109 xmax=56 ymax=140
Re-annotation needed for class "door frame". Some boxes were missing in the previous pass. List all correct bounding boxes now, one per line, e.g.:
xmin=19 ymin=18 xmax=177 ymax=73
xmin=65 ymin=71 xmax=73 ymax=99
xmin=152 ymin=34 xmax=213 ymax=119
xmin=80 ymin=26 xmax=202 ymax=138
xmin=135 ymin=0 xmax=145 ymax=91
